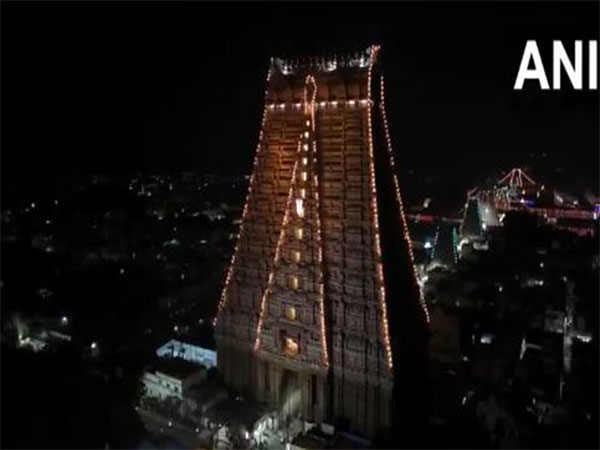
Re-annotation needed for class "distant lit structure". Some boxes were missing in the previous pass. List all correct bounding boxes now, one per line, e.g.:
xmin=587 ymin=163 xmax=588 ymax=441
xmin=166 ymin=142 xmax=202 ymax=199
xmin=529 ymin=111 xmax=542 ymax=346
xmin=469 ymin=167 xmax=598 ymax=237
xmin=428 ymin=224 xmax=459 ymax=270
xmin=458 ymin=196 xmax=492 ymax=255
xmin=156 ymin=338 xmax=217 ymax=369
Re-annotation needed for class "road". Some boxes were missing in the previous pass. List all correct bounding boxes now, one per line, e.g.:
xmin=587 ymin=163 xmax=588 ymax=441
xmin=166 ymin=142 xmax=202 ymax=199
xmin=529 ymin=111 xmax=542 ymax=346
xmin=138 ymin=407 xmax=211 ymax=449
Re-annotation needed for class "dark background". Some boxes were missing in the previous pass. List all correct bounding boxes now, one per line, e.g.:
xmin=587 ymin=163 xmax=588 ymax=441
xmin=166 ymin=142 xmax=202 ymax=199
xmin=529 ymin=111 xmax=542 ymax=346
xmin=3 ymin=1 xmax=599 ymax=209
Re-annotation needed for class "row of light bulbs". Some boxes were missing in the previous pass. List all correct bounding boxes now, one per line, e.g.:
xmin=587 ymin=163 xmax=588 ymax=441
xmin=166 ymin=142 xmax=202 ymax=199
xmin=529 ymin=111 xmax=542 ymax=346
xmin=267 ymin=99 xmax=371 ymax=112
xmin=213 ymin=66 xmax=275 ymax=328
xmin=306 ymin=75 xmax=330 ymax=368
xmin=430 ymin=227 xmax=440 ymax=262
xmin=366 ymin=45 xmax=395 ymax=374
xmin=254 ymin=142 xmax=301 ymax=352
xmin=452 ymin=227 xmax=459 ymax=265
xmin=379 ymin=74 xmax=431 ymax=325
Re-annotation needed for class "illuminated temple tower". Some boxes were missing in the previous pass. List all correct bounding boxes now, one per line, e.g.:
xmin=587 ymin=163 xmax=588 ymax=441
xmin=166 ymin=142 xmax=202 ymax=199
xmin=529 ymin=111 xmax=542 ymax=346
xmin=214 ymin=46 xmax=430 ymax=437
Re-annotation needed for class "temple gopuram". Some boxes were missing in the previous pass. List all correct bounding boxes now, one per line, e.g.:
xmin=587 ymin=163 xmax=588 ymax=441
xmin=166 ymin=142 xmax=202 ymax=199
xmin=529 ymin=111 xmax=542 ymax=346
xmin=214 ymin=45 xmax=430 ymax=439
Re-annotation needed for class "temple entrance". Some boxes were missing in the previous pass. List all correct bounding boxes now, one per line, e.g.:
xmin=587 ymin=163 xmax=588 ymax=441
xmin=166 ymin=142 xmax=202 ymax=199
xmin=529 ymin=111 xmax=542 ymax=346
xmin=279 ymin=369 xmax=301 ymax=419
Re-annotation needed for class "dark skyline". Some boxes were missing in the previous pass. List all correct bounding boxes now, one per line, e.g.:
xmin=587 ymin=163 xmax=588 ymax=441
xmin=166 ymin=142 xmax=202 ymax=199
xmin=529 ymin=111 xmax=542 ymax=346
xmin=3 ymin=2 xmax=598 ymax=194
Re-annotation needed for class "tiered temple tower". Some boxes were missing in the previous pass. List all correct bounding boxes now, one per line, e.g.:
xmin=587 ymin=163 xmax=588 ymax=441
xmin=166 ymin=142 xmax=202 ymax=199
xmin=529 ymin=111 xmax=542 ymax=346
xmin=214 ymin=46 xmax=430 ymax=438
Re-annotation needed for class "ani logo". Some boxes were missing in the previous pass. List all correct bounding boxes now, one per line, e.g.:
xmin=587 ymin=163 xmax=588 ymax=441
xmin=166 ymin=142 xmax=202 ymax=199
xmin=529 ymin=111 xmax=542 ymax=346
xmin=514 ymin=40 xmax=598 ymax=90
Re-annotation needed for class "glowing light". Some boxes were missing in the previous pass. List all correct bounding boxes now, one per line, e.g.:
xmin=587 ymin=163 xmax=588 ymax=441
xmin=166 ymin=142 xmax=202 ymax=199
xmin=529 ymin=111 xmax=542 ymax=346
xmin=267 ymin=99 xmax=374 ymax=110
xmin=296 ymin=198 xmax=304 ymax=217
xmin=452 ymin=227 xmax=459 ymax=264
xmin=380 ymin=72 xmax=431 ymax=326
xmin=311 ymin=135 xmax=329 ymax=367
xmin=283 ymin=337 xmax=299 ymax=357
xmin=366 ymin=45 xmax=394 ymax=373
xmin=290 ymin=276 xmax=299 ymax=290
xmin=254 ymin=146 xmax=302 ymax=350
xmin=255 ymin=74 xmax=328 ymax=367
xmin=213 ymin=64 xmax=274 ymax=327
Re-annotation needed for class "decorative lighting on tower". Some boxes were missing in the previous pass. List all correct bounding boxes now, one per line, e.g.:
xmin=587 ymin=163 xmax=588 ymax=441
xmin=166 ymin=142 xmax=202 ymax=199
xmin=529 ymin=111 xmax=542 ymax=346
xmin=366 ymin=45 xmax=394 ymax=372
xmin=213 ymin=65 xmax=274 ymax=327
xmin=379 ymin=74 xmax=431 ymax=325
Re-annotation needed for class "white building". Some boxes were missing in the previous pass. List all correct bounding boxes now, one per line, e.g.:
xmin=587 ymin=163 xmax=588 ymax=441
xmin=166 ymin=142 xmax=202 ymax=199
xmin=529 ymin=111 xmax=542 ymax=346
xmin=142 ymin=359 xmax=207 ymax=401
xmin=156 ymin=338 xmax=217 ymax=369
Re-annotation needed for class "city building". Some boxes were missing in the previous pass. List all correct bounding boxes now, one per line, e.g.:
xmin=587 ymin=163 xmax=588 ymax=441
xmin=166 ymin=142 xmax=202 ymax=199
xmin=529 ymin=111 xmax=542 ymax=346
xmin=428 ymin=224 xmax=459 ymax=270
xmin=214 ymin=46 xmax=430 ymax=437
xmin=156 ymin=338 xmax=217 ymax=369
xmin=142 ymin=359 xmax=207 ymax=401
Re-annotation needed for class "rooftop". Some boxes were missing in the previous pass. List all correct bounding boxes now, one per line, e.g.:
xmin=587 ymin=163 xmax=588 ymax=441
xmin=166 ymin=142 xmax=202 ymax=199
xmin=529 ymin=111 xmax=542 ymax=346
xmin=152 ymin=357 xmax=205 ymax=380
xmin=272 ymin=46 xmax=376 ymax=75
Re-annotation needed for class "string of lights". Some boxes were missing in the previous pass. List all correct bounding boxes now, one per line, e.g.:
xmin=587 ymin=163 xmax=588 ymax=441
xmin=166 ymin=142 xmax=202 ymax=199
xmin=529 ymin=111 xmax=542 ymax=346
xmin=452 ymin=227 xmax=459 ymax=265
xmin=267 ymin=99 xmax=370 ymax=111
xmin=379 ymin=74 xmax=431 ymax=325
xmin=213 ymin=64 xmax=274 ymax=328
xmin=366 ymin=45 xmax=394 ymax=373
xmin=254 ymin=144 xmax=302 ymax=351
xmin=255 ymin=75 xmax=329 ymax=368
xmin=431 ymin=227 xmax=440 ymax=262
xmin=306 ymin=75 xmax=330 ymax=368
xmin=477 ymin=199 xmax=485 ymax=233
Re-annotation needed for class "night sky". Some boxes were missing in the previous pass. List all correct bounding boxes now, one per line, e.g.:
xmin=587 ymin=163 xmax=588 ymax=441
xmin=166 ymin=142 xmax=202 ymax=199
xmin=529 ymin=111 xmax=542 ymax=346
xmin=3 ymin=2 xmax=598 ymax=204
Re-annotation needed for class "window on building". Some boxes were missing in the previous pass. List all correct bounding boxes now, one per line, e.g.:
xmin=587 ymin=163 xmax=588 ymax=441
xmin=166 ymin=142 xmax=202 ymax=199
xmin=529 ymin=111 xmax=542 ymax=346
xmin=300 ymin=188 xmax=306 ymax=199
xmin=290 ymin=276 xmax=299 ymax=290
xmin=283 ymin=337 xmax=299 ymax=357
xmin=295 ymin=227 xmax=303 ymax=240
xmin=302 ymin=157 xmax=308 ymax=166
xmin=301 ymin=172 xmax=308 ymax=182
xmin=293 ymin=250 xmax=301 ymax=263
xmin=296 ymin=198 xmax=304 ymax=218
xmin=285 ymin=305 xmax=297 ymax=321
